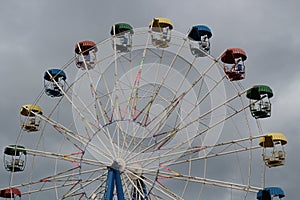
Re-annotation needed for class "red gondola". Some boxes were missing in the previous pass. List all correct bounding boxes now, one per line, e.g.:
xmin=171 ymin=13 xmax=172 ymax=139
xmin=221 ymin=48 xmax=247 ymax=81
xmin=0 ymin=188 xmax=21 ymax=198
xmin=74 ymin=40 xmax=97 ymax=70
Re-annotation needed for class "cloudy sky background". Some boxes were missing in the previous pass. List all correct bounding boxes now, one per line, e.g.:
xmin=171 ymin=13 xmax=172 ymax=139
xmin=0 ymin=0 xmax=299 ymax=199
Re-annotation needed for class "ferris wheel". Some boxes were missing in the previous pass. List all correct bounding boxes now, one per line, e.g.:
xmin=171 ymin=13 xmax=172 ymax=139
xmin=1 ymin=18 xmax=287 ymax=200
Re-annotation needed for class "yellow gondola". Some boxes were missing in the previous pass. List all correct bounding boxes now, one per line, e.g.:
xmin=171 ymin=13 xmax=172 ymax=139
xmin=149 ymin=18 xmax=173 ymax=48
xmin=20 ymin=104 xmax=43 ymax=132
xmin=149 ymin=18 xmax=173 ymax=31
xmin=259 ymin=133 xmax=287 ymax=168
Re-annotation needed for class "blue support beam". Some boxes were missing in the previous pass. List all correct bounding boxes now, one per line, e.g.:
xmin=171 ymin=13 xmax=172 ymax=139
xmin=115 ymin=170 xmax=125 ymax=200
xmin=132 ymin=178 xmax=149 ymax=200
xmin=105 ymin=167 xmax=125 ymax=200
xmin=105 ymin=168 xmax=115 ymax=200
xmin=104 ymin=167 xmax=149 ymax=200
xmin=141 ymin=180 xmax=148 ymax=200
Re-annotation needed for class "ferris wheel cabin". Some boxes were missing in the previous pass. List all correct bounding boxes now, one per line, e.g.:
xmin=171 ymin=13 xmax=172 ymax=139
xmin=20 ymin=104 xmax=43 ymax=132
xmin=75 ymin=40 xmax=98 ymax=70
xmin=3 ymin=145 xmax=27 ymax=172
xmin=222 ymin=48 xmax=247 ymax=81
xmin=110 ymin=23 xmax=134 ymax=53
xmin=188 ymin=25 xmax=212 ymax=57
xmin=259 ymin=133 xmax=287 ymax=168
xmin=0 ymin=188 xmax=21 ymax=199
xmin=43 ymin=69 xmax=67 ymax=97
xmin=246 ymin=85 xmax=273 ymax=119
xmin=149 ymin=17 xmax=173 ymax=48
xmin=257 ymin=187 xmax=285 ymax=199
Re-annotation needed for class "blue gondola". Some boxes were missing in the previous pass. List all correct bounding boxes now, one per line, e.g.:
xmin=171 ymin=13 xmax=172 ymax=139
xmin=43 ymin=69 xmax=67 ymax=97
xmin=257 ymin=187 xmax=285 ymax=199
xmin=188 ymin=25 xmax=212 ymax=57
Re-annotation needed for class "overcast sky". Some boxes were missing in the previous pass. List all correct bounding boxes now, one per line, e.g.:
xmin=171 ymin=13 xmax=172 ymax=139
xmin=0 ymin=0 xmax=299 ymax=199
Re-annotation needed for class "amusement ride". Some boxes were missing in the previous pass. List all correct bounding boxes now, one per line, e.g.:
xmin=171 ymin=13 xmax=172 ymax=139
xmin=1 ymin=18 xmax=286 ymax=200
